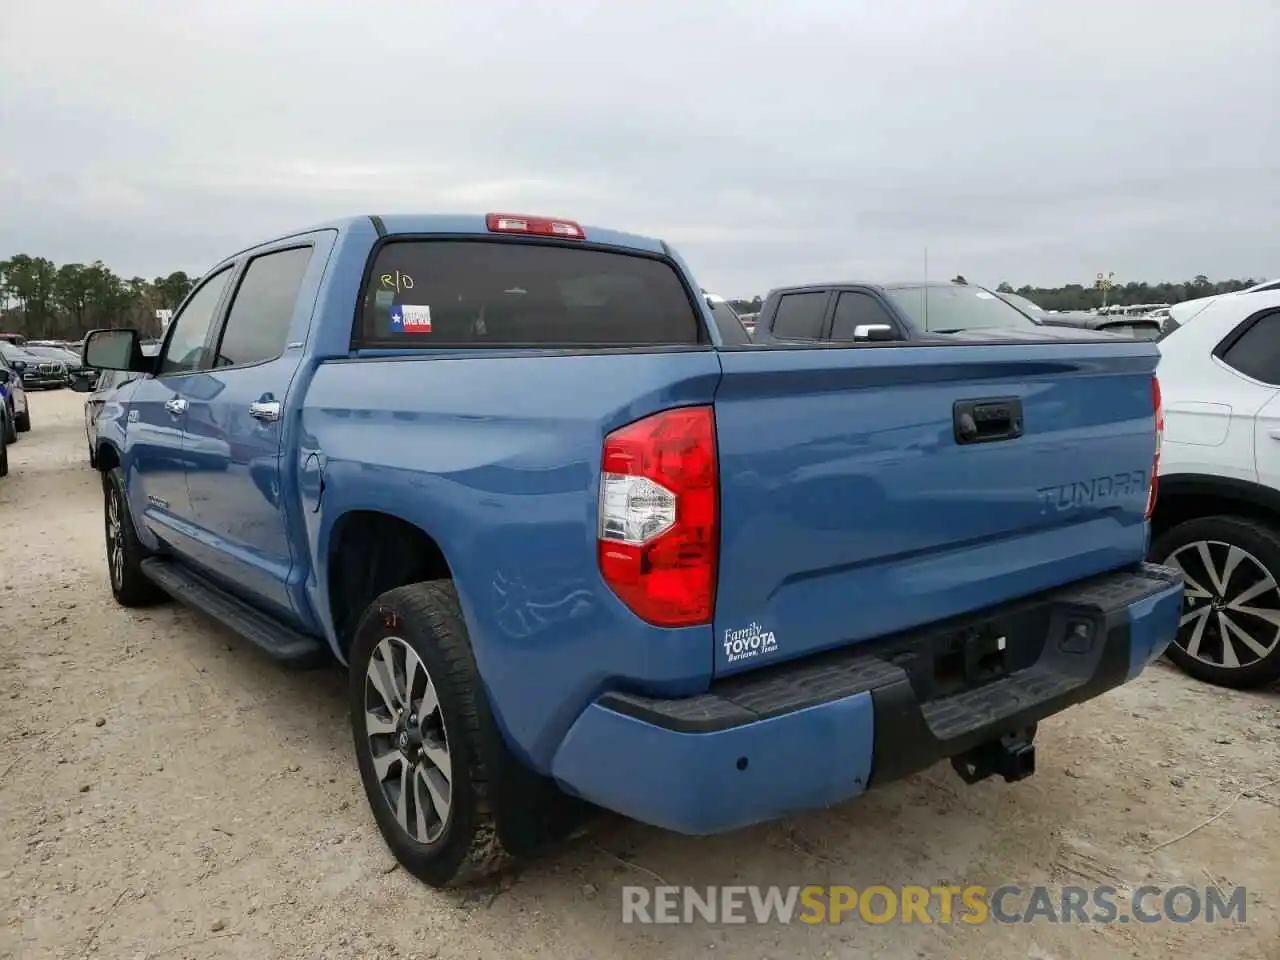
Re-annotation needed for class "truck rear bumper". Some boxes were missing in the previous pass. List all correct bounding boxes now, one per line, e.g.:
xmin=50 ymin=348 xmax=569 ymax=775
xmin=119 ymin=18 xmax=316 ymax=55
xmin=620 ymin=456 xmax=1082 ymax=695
xmin=549 ymin=563 xmax=1183 ymax=835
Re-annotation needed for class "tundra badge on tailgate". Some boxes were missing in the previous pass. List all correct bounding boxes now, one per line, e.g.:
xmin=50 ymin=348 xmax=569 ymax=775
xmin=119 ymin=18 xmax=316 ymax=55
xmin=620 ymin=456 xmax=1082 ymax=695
xmin=1036 ymin=470 xmax=1146 ymax=514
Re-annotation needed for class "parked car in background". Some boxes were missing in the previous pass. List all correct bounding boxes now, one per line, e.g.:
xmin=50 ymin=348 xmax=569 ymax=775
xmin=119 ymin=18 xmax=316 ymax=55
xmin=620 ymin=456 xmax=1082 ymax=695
xmin=1099 ymin=303 xmax=1170 ymax=318
xmin=74 ymin=343 xmax=159 ymax=467
xmin=0 ymin=352 xmax=30 ymax=435
xmin=82 ymin=212 xmax=1179 ymax=888
xmin=0 ymin=333 xmax=27 ymax=346
xmin=0 ymin=340 xmax=70 ymax=389
xmin=0 ymin=393 xmax=9 ymax=476
xmin=25 ymin=343 xmax=88 ymax=379
xmin=1150 ymin=287 xmax=1280 ymax=689
xmin=754 ymin=279 xmax=1097 ymax=344
xmin=994 ymin=292 xmax=1162 ymax=340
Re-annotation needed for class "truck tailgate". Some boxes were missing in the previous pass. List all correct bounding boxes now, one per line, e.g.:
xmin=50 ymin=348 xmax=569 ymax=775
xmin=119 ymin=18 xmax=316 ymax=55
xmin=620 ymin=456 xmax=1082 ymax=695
xmin=712 ymin=341 xmax=1159 ymax=675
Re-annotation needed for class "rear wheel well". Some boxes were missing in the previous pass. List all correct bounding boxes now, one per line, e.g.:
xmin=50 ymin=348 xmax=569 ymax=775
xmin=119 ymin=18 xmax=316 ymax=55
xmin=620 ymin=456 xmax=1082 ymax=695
xmin=95 ymin=444 xmax=120 ymax=474
xmin=1151 ymin=490 xmax=1280 ymax=544
xmin=327 ymin=511 xmax=452 ymax=659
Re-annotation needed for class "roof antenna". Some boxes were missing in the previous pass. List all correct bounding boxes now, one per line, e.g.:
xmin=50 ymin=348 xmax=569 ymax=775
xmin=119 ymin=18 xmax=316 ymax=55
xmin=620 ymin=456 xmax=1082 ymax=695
xmin=923 ymin=247 xmax=929 ymax=329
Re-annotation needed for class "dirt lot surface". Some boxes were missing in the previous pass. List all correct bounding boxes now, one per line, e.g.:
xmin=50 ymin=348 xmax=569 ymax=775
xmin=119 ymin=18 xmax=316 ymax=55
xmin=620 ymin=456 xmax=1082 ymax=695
xmin=1 ymin=389 xmax=1277 ymax=960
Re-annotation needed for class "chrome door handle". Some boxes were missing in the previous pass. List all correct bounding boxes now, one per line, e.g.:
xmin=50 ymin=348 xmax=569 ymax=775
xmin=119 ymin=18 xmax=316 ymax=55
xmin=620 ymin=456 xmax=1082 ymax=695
xmin=164 ymin=398 xmax=187 ymax=416
xmin=248 ymin=400 xmax=282 ymax=422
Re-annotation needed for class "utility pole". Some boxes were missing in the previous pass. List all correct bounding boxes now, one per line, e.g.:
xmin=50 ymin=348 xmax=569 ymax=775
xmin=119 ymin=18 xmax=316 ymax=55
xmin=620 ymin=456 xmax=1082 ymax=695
xmin=1095 ymin=271 xmax=1115 ymax=309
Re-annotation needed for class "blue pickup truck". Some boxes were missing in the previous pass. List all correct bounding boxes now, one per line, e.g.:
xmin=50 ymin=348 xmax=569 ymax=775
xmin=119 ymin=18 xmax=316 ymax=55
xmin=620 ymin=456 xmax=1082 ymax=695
xmin=81 ymin=213 xmax=1183 ymax=888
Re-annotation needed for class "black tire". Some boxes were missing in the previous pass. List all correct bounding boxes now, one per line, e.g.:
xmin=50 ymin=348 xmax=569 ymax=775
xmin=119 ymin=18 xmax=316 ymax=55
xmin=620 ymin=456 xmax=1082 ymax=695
xmin=14 ymin=409 xmax=30 ymax=433
xmin=1150 ymin=515 xmax=1280 ymax=690
xmin=103 ymin=467 xmax=168 ymax=607
xmin=349 ymin=581 xmax=513 ymax=888
xmin=3 ymin=409 xmax=14 ymax=445
xmin=0 ymin=423 xmax=8 ymax=478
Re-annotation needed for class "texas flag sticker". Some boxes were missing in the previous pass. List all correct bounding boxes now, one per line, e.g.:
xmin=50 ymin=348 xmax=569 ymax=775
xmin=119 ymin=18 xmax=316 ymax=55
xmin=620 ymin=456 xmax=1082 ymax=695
xmin=390 ymin=304 xmax=433 ymax=334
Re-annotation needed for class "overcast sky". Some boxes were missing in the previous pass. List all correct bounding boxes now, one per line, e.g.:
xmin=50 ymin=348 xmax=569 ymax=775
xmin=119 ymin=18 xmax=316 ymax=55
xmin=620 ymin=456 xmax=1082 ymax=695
xmin=1 ymin=0 xmax=1276 ymax=295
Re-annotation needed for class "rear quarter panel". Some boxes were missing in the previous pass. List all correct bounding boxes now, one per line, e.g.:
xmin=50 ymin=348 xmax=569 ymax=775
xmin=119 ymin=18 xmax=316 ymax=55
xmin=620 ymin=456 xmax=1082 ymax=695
xmin=300 ymin=349 xmax=723 ymax=770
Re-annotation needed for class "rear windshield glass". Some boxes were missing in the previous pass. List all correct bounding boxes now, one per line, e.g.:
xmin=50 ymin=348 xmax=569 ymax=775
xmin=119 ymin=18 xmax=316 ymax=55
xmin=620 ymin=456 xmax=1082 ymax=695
xmin=357 ymin=240 xmax=703 ymax=347
xmin=0 ymin=342 xmax=33 ymax=363
xmin=885 ymin=285 xmax=1039 ymax=334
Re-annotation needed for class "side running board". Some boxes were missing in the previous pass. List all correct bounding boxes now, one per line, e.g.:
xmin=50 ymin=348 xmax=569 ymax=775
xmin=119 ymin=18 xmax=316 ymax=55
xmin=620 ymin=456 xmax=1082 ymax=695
xmin=141 ymin=558 xmax=327 ymax=666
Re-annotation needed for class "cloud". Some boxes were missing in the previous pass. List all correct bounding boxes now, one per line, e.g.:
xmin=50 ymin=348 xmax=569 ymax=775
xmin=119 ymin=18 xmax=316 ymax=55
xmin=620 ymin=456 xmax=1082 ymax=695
xmin=1 ymin=0 xmax=1277 ymax=292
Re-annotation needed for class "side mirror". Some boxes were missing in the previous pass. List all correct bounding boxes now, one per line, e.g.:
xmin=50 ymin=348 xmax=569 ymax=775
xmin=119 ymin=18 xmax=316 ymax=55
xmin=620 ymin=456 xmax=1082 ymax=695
xmin=853 ymin=323 xmax=897 ymax=342
xmin=10 ymin=359 xmax=25 ymax=372
xmin=83 ymin=328 xmax=146 ymax=372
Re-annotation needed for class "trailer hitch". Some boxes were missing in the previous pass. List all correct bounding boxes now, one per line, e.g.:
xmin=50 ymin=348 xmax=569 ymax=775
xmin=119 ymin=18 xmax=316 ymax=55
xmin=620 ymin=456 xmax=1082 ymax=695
xmin=951 ymin=728 xmax=1037 ymax=785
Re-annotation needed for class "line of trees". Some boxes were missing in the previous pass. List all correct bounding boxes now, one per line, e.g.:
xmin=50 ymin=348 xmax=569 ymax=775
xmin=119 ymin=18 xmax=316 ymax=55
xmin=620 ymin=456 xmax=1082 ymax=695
xmin=2 ymin=251 xmax=1271 ymax=338
xmin=991 ymin=275 xmax=1267 ymax=313
xmin=0 ymin=255 xmax=197 ymax=341
xmin=726 ymin=275 xmax=1269 ymax=316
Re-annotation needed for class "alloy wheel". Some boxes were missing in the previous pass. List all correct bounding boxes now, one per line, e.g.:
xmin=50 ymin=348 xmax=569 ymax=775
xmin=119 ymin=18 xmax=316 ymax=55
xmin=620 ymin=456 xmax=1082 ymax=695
xmin=1166 ymin=539 xmax=1280 ymax=669
xmin=105 ymin=487 xmax=124 ymax=590
xmin=363 ymin=637 xmax=453 ymax=844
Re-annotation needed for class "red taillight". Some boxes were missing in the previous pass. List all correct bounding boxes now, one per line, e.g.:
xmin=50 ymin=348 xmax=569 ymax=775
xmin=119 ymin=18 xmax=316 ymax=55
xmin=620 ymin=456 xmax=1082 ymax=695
xmin=597 ymin=406 xmax=718 ymax=627
xmin=1146 ymin=375 xmax=1163 ymax=520
xmin=485 ymin=213 xmax=584 ymax=239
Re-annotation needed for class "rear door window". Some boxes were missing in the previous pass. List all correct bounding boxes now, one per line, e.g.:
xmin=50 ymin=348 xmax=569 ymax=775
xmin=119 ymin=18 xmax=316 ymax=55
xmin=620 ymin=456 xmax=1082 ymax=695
xmin=770 ymin=292 xmax=828 ymax=339
xmin=213 ymin=246 xmax=313 ymax=368
xmin=356 ymin=241 xmax=703 ymax=347
xmin=1219 ymin=310 xmax=1280 ymax=385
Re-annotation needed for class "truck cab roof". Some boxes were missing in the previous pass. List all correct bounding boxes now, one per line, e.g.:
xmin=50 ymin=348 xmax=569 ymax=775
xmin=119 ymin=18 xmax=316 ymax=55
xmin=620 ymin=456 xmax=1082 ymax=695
xmin=768 ymin=280 xmax=970 ymax=295
xmin=271 ymin=214 xmax=669 ymax=258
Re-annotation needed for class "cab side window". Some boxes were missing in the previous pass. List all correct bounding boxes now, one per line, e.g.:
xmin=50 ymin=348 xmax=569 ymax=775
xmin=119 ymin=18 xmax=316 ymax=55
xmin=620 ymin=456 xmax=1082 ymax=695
xmin=830 ymin=291 xmax=898 ymax=340
xmin=158 ymin=268 xmax=234 ymax=376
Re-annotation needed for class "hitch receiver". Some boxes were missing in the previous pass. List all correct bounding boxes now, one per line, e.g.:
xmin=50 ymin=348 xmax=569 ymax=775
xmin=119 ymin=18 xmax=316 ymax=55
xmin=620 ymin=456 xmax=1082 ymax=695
xmin=950 ymin=729 xmax=1037 ymax=785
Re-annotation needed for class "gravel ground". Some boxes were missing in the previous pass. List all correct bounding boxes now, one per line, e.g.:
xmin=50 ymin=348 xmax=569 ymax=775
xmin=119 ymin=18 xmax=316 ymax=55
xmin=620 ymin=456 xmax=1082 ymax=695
xmin=1 ymin=389 xmax=1278 ymax=960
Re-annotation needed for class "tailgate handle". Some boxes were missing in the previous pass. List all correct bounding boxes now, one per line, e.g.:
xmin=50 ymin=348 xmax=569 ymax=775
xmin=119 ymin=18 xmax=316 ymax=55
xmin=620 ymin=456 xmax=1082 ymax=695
xmin=953 ymin=397 xmax=1023 ymax=444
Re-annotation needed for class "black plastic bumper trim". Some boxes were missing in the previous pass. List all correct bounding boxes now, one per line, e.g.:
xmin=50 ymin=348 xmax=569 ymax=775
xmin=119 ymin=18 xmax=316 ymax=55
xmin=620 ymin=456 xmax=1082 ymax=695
xmin=598 ymin=564 xmax=1182 ymax=769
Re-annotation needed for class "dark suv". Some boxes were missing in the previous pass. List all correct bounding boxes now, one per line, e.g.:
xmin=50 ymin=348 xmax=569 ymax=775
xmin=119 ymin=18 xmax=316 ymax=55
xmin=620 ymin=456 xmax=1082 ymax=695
xmin=0 ymin=341 xmax=69 ymax=389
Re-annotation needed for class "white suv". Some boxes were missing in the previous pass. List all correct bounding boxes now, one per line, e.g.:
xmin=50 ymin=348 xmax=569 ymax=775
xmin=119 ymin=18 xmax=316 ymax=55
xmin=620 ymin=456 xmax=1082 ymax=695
xmin=1151 ymin=288 xmax=1280 ymax=688
xmin=1166 ymin=277 xmax=1280 ymax=332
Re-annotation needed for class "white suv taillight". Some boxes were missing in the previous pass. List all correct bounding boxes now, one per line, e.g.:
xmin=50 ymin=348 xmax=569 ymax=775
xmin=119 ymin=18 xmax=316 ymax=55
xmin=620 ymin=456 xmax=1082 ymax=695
xmin=597 ymin=406 xmax=718 ymax=627
xmin=1146 ymin=375 xmax=1163 ymax=520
